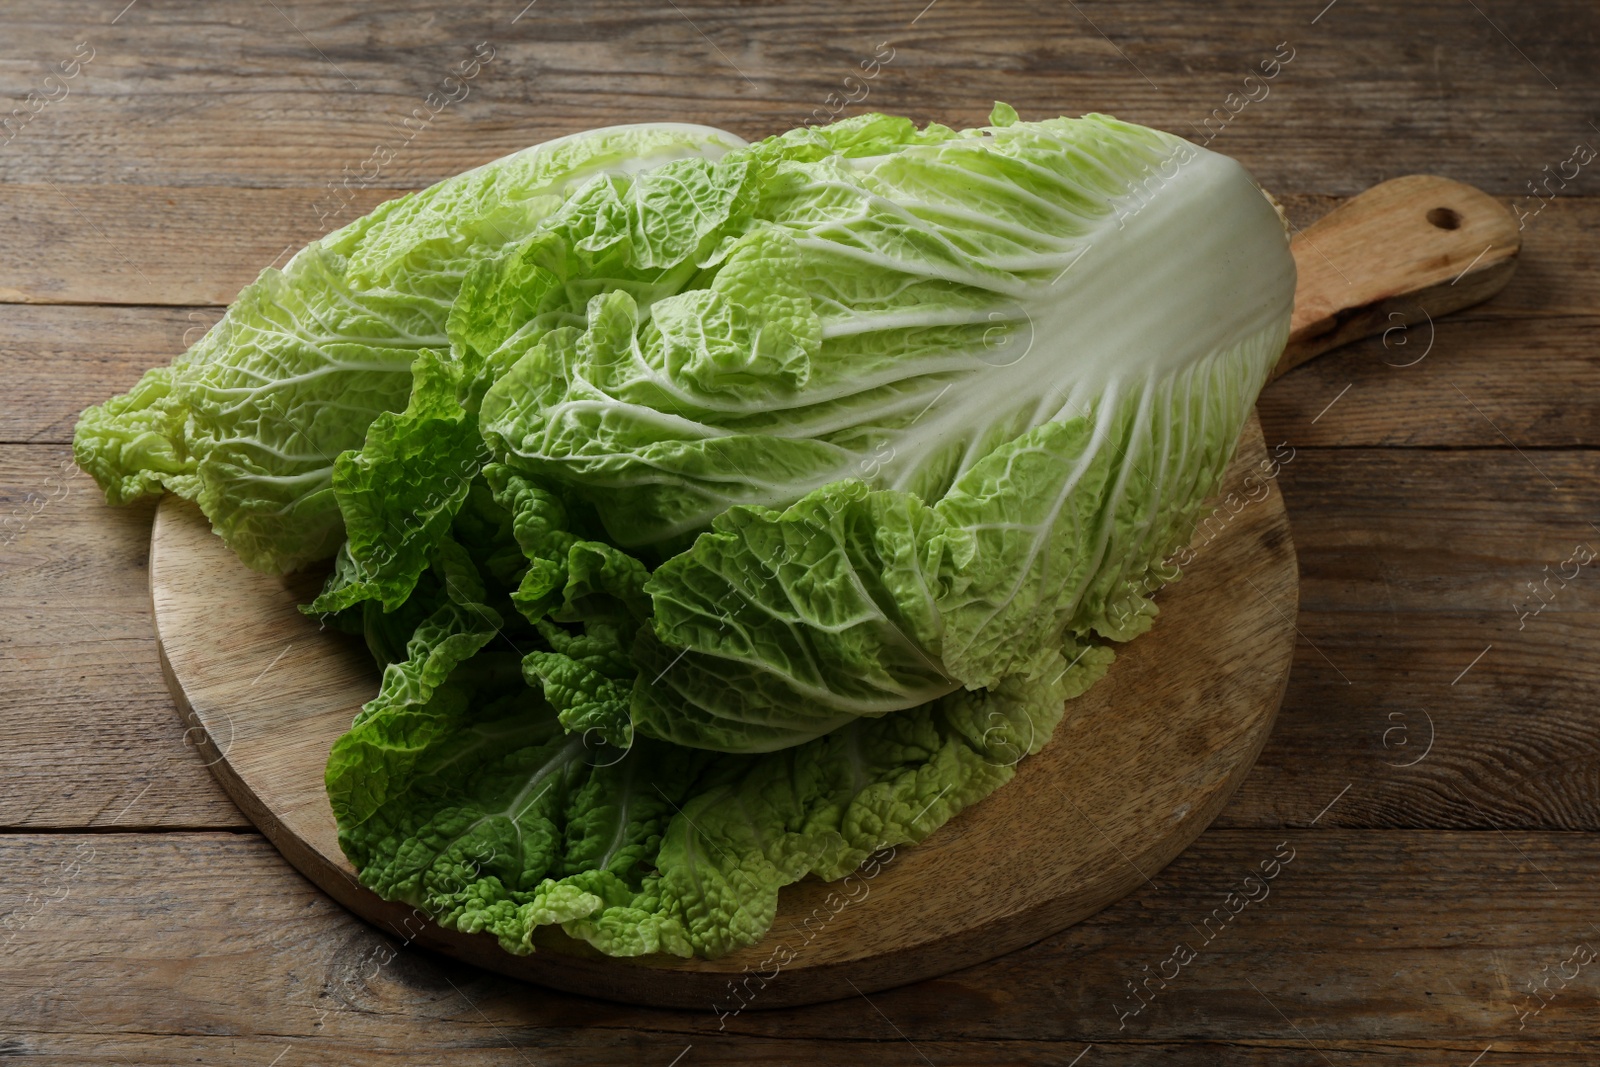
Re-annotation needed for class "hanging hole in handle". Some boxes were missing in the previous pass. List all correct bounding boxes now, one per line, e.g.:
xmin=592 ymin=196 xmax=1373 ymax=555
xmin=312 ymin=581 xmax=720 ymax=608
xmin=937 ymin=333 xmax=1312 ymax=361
xmin=1426 ymin=207 xmax=1462 ymax=230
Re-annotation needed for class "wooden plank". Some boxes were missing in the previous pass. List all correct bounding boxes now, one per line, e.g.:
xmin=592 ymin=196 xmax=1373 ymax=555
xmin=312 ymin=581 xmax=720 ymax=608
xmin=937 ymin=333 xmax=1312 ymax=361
xmin=0 ymin=186 xmax=395 ymax=306
xmin=16 ymin=1035 xmax=1597 ymax=1067
xmin=1259 ymin=317 xmax=1600 ymax=448
xmin=14 ymin=443 xmax=1598 ymax=624
xmin=4 ymin=829 xmax=1600 ymax=1060
xmin=0 ymin=305 xmax=210 ymax=443
xmin=1214 ymin=447 xmax=1600 ymax=830
xmin=4 ymin=202 xmax=1598 ymax=446
xmin=0 ymin=446 xmax=246 ymax=829
xmin=6 ymin=306 xmax=1599 ymax=452
xmin=0 ymin=0 xmax=1590 ymax=196
xmin=1220 ymin=609 xmax=1600 ymax=831
xmin=1282 ymin=448 xmax=1600 ymax=616
xmin=8 ymin=310 xmax=1600 ymax=453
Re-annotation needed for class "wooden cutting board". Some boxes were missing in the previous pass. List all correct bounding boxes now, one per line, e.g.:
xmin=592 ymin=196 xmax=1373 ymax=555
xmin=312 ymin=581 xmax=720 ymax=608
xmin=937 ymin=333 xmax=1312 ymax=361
xmin=149 ymin=174 xmax=1517 ymax=1010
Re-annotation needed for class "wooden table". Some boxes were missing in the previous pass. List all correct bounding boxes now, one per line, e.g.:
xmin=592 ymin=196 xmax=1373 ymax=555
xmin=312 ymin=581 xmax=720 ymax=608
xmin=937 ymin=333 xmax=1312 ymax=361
xmin=3 ymin=1 xmax=1596 ymax=1063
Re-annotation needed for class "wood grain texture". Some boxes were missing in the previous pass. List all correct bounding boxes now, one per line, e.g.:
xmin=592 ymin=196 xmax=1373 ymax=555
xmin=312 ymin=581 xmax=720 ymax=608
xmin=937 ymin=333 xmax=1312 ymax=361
xmin=1223 ymin=608 xmax=1600 ymax=832
xmin=1276 ymin=199 xmax=1600 ymax=321
xmin=0 ymin=0 xmax=1591 ymax=195
xmin=7 ymin=204 xmax=1600 ymax=450
xmin=7 ymin=302 xmax=1598 ymax=453
xmin=1219 ymin=447 xmax=1600 ymax=832
xmin=0 ymin=186 xmax=395 ymax=306
xmin=1 ymin=0 xmax=1594 ymax=1056
xmin=6 ymin=829 xmax=1600 ymax=1063
xmin=1258 ymin=316 xmax=1600 ymax=448
xmin=0 ymin=445 xmax=254 ymax=830
xmin=149 ymin=416 xmax=1296 ymax=1008
xmin=1275 ymin=176 xmax=1520 ymax=379
xmin=0 ymin=305 xmax=210 ymax=442
xmin=1283 ymin=448 xmax=1600 ymax=617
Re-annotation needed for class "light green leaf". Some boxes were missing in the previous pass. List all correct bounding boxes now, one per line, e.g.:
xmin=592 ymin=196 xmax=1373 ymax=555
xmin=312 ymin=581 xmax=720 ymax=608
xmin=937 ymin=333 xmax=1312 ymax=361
xmin=332 ymin=621 xmax=1105 ymax=959
xmin=75 ymin=124 xmax=747 ymax=572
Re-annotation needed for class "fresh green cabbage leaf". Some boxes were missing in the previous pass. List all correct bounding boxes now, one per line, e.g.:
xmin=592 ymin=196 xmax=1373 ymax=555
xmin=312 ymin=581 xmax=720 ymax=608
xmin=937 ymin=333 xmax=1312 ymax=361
xmin=329 ymin=615 xmax=1108 ymax=959
xmin=74 ymin=123 xmax=748 ymax=572
xmin=468 ymin=112 xmax=1290 ymax=554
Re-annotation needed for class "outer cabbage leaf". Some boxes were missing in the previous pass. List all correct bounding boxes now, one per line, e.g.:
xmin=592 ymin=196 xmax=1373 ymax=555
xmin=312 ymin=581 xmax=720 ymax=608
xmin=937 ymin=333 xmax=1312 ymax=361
xmin=330 ymin=623 xmax=1108 ymax=959
xmin=523 ymin=619 xmax=638 ymax=750
xmin=467 ymin=110 xmax=1293 ymax=559
xmin=324 ymin=536 xmax=507 ymax=824
xmin=452 ymin=154 xmax=764 ymax=387
xmin=476 ymin=464 xmax=655 ymax=749
xmin=634 ymin=479 xmax=963 ymax=751
xmin=306 ymin=349 xmax=486 ymax=614
xmin=630 ymin=332 xmax=1274 ymax=751
xmin=74 ymin=123 xmax=747 ymax=572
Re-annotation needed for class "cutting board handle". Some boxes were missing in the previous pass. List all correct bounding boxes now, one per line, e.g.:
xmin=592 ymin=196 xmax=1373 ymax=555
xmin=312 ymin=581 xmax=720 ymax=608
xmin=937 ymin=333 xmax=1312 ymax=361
xmin=1270 ymin=174 xmax=1521 ymax=381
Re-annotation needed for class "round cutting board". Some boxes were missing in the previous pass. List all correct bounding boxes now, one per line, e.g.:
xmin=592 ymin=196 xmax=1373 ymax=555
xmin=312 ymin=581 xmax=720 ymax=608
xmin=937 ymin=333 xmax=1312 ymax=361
xmin=152 ymin=418 xmax=1293 ymax=1008
xmin=148 ymin=175 xmax=1519 ymax=1010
